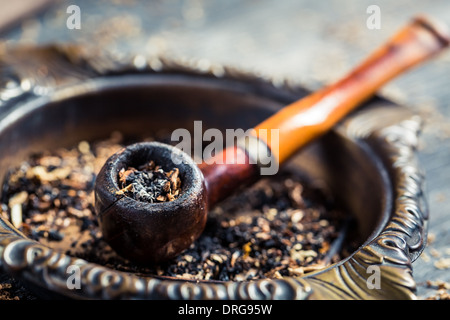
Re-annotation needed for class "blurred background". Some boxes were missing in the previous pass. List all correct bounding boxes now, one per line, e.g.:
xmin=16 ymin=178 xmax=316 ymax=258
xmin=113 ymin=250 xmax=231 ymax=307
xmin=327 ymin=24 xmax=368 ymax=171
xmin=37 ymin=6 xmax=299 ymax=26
xmin=1 ymin=0 xmax=449 ymax=299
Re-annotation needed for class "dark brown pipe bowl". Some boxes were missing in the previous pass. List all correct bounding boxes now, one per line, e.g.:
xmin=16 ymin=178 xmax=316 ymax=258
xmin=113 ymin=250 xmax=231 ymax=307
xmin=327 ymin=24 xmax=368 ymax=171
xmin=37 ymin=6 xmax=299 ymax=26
xmin=95 ymin=142 xmax=207 ymax=264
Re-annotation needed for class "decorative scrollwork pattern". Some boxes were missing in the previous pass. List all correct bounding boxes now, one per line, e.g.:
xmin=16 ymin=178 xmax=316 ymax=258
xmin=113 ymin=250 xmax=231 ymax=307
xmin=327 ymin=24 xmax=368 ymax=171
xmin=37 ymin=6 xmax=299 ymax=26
xmin=304 ymin=111 xmax=427 ymax=300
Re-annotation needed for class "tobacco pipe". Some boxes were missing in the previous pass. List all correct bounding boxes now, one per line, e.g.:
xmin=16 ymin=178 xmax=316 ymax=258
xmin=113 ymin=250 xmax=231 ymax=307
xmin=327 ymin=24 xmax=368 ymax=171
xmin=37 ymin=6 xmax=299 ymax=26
xmin=94 ymin=16 xmax=450 ymax=264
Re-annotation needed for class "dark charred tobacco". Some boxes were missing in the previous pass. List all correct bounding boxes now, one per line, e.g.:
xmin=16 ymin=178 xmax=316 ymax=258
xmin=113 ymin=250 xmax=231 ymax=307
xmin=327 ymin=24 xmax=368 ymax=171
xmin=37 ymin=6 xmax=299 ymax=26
xmin=116 ymin=161 xmax=181 ymax=203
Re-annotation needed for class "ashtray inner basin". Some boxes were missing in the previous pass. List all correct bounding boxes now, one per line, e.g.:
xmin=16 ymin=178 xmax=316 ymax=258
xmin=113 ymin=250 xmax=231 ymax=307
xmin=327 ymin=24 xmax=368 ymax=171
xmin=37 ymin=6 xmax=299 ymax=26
xmin=0 ymin=73 xmax=389 ymax=279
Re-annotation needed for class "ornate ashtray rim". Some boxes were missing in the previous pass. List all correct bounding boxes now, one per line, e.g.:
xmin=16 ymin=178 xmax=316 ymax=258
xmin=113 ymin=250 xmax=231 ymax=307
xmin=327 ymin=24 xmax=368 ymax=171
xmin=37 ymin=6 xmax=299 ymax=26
xmin=0 ymin=45 xmax=428 ymax=300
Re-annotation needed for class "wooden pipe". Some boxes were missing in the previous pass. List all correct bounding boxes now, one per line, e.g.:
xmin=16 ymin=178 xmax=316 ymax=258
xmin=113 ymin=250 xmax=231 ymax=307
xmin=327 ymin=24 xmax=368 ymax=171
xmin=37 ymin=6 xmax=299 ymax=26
xmin=201 ymin=15 xmax=450 ymax=207
xmin=95 ymin=16 xmax=450 ymax=264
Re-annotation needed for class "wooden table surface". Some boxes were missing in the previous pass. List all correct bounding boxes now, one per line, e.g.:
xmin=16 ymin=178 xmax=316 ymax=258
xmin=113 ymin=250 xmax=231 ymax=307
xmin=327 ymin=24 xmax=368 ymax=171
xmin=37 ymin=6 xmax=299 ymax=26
xmin=1 ymin=0 xmax=449 ymax=299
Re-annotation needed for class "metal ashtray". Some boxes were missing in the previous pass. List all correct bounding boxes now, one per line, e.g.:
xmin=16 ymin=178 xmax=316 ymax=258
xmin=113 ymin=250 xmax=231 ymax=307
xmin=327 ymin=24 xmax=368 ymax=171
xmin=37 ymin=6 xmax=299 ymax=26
xmin=0 ymin=45 xmax=427 ymax=299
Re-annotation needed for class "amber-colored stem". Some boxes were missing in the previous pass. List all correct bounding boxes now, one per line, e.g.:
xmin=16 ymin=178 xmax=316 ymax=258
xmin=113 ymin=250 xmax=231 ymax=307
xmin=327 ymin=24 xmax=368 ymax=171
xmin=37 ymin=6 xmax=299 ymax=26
xmin=255 ymin=16 xmax=449 ymax=164
xmin=200 ymin=16 xmax=450 ymax=208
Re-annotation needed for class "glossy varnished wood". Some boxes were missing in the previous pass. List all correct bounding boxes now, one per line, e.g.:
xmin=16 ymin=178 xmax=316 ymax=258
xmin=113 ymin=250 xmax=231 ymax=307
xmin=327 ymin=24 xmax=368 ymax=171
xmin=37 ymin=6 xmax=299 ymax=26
xmin=255 ymin=16 xmax=450 ymax=164
xmin=197 ymin=16 xmax=449 ymax=212
xmin=198 ymin=146 xmax=259 ymax=207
